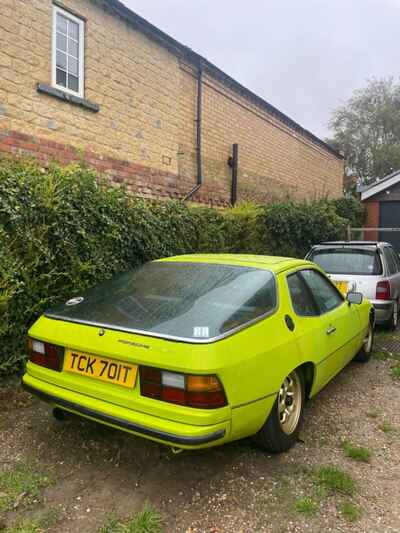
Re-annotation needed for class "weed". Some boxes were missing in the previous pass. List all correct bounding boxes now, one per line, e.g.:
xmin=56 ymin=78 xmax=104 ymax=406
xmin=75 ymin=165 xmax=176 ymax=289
xmin=5 ymin=507 xmax=60 ymax=533
xmin=338 ymin=501 xmax=362 ymax=522
xmin=372 ymin=351 xmax=390 ymax=361
xmin=390 ymin=365 xmax=400 ymax=380
xmin=366 ymin=410 xmax=381 ymax=419
xmin=294 ymin=497 xmax=319 ymax=516
xmin=379 ymin=421 xmax=397 ymax=433
xmin=341 ymin=440 xmax=371 ymax=463
xmin=98 ymin=513 xmax=122 ymax=533
xmin=98 ymin=503 xmax=163 ymax=533
xmin=0 ymin=460 xmax=53 ymax=512
xmin=315 ymin=466 xmax=357 ymax=495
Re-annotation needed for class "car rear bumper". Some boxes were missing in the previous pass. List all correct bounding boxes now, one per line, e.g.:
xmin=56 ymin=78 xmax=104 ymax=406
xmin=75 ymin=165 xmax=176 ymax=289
xmin=22 ymin=374 xmax=229 ymax=449
xmin=370 ymin=300 xmax=394 ymax=324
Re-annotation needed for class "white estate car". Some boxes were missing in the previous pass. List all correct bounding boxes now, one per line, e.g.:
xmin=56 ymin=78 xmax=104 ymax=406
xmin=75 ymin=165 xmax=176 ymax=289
xmin=306 ymin=241 xmax=400 ymax=328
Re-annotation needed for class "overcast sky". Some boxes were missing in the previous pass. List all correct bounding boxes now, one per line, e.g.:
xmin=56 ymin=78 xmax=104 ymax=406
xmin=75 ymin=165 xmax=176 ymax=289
xmin=121 ymin=0 xmax=399 ymax=140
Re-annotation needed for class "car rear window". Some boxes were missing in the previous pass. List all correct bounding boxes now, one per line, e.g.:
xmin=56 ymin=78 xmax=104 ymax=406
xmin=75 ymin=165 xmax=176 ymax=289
xmin=46 ymin=261 xmax=277 ymax=341
xmin=309 ymin=248 xmax=383 ymax=275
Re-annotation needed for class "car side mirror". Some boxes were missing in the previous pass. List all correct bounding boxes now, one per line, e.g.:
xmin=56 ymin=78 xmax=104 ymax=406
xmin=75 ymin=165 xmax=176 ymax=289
xmin=347 ymin=292 xmax=363 ymax=305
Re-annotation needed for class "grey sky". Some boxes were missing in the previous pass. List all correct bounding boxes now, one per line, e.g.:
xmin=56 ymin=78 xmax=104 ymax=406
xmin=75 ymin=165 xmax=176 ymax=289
xmin=121 ymin=0 xmax=399 ymax=140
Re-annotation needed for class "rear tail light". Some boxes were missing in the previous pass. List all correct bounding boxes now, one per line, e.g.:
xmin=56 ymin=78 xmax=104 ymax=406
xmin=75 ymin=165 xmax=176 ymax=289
xmin=28 ymin=338 xmax=64 ymax=371
xmin=376 ymin=280 xmax=391 ymax=300
xmin=140 ymin=366 xmax=227 ymax=409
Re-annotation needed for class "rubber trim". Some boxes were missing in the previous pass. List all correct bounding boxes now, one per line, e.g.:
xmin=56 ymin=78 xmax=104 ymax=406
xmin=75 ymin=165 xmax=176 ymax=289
xmin=22 ymin=382 xmax=225 ymax=446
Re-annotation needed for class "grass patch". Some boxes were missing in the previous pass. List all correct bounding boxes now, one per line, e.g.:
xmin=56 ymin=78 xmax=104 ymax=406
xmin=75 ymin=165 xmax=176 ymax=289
xmin=366 ymin=410 xmax=381 ymax=419
xmin=98 ymin=503 xmax=163 ymax=533
xmin=4 ymin=507 xmax=60 ymax=533
xmin=372 ymin=351 xmax=390 ymax=361
xmin=294 ymin=497 xmax=319 ymax=516
xmin=341 ymin=440 xmax=371 ymax=463
xmin=338 ymin=501 xmax=362 ymax=522
xmin=391 ymin=365 xmax=400 ymax=380
xmin=315 ymin=466 xmax=357 ymax=496
xmin=0 ymin=460 xmax=53 ymax=513
xmin=379 ymin=421 xmax=397 ymax=434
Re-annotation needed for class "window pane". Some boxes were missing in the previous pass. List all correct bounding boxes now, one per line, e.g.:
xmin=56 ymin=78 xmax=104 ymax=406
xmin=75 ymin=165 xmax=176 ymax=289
xmin=56 ymin=13 xmax=68 ymax=34
xmin=46 ymin=262 xmax=277 ymax=340
xmin=68 ymin=57 xmax=79 ymax=76
xmin=68 ymin=20 xmax=79 ymax=41
xmin=56 ymin=51 xmax=67 ymax=70
xmin=68 ymin=74 xmax=79 ymax=92
xmin=68 ymin=39 xmax=78 ymax=58
xmin=301 ymin=270 xmax=343 ymax=314
xmin=287 ymin=273 xmax=318 ymax=317
xmin=56 ymin=68 xmax=67 ymax=87
xmin=310 ymin=248 xmax=382 ymax=276
xmin=56 ymin=32 xmax=67 ymax=52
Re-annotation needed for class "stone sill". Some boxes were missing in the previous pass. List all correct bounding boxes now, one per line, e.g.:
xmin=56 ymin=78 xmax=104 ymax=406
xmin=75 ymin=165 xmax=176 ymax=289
xmin=37 ymin=83 xmax=100 ymax=113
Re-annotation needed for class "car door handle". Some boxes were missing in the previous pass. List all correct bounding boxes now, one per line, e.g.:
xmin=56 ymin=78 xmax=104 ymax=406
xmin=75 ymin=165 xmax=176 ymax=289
xmin=326 ymin=326 xmax=337 ymax=335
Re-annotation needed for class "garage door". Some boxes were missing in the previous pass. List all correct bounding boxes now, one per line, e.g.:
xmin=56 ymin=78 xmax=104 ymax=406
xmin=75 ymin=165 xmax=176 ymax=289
xmin=379 ymin=202 xmax=400 ymax=252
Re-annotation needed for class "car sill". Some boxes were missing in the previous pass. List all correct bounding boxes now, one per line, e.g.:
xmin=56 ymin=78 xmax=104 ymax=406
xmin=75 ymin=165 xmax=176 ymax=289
xmin=22 ymin=383 xmax=225 ymax=446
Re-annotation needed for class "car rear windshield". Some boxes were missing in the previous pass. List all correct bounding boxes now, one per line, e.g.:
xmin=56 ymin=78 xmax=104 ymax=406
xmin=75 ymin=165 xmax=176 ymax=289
xmin=309 ymin=248 xmax=383 ymax=275
xmin=46 ymin=261 xmax=277 ymax=341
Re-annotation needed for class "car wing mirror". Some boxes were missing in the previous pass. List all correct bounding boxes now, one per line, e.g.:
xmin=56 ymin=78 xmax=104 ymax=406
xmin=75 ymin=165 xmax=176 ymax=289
xmin=347 ymin=292 xmax=363 ymax=305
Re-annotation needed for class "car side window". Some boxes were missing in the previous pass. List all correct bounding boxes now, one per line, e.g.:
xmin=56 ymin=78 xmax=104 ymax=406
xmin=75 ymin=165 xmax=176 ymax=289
xmin=287 ymin=272 xmax=319 ymax=317
xmin=387 ymin=247 xmax=400 ymax=274
xmin=383 ymin=247 xmax=397 ymax=275
xmin=392 ymin=248 xmax=400 ymax=271
xmin=300 ymin=269 xmax=343 ymax=314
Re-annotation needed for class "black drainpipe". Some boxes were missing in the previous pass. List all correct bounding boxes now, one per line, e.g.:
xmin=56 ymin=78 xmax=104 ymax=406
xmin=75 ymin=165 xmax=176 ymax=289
xmin=183 ymin=60 xmax=203 ymax=201
xmin=229 ymin=143 xmax=239 ymax=206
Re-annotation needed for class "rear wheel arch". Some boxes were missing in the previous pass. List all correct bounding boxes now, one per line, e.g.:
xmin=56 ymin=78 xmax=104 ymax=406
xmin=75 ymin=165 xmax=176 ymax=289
xmin=297 ymin=362 xmax=315 ymax=400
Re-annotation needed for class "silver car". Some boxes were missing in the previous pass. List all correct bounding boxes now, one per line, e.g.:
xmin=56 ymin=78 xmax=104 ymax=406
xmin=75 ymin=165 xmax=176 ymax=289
xmin=306 ymin=241 xmax=400 ymax=328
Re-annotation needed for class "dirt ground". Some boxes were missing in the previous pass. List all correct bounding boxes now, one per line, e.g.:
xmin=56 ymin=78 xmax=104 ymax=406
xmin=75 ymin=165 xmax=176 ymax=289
xmin=1 ymin=329 xmax=400 ymax=533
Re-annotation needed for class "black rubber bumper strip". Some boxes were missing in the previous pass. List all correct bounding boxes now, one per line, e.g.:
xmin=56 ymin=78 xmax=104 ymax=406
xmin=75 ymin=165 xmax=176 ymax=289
xmin=22 ymin=383 xmax=225 ymax=446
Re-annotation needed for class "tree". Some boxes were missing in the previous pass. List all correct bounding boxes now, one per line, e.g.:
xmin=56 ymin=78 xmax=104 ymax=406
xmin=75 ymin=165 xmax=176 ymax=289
xmin=328 ymin=78 xmax=400 ymax=184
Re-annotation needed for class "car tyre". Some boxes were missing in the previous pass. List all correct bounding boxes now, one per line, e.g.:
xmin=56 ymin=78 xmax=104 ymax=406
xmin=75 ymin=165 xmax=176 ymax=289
xmin=354 ymin=322 xmax=374 ymax=363
xmin=253 ymin=369 xmax=305 ymax=454
xmin=388 ymin=300 xmax=399 ymax=331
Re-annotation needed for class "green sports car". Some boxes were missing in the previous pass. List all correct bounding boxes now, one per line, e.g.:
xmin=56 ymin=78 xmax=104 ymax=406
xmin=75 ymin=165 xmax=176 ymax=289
xmin=23 ymin=255 xmax=374 ymax=453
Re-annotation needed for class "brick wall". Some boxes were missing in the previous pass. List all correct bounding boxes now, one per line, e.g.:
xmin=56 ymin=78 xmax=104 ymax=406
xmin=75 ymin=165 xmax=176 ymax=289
xmin=363 ymin=201 xmax=379 ymax=240
xmin=0 ymin=0 xmax=344 ymax=205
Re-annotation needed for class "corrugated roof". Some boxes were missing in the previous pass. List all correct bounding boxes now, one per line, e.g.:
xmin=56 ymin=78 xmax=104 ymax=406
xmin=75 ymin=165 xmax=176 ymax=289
xmin=103 ymin=0 xmax=343 ymax=160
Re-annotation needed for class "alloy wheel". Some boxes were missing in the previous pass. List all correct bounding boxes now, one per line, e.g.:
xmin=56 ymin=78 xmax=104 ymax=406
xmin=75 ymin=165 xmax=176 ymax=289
xmin=363 ymin=324 xmax=373 ymax=354
xmin=278 ymin=371 xmax=302 ymax=435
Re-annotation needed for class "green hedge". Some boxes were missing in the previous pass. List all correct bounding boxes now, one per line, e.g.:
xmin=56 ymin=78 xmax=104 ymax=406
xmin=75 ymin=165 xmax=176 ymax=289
xmin=0 ymin=158 xmax=363 ymax=376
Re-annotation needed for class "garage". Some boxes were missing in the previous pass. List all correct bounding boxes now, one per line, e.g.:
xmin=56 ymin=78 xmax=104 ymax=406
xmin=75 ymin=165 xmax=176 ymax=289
xmin=361 ymin=170 xmax=400 ymax=252
xmin=379 ymin=201 xmax=400 ymax=251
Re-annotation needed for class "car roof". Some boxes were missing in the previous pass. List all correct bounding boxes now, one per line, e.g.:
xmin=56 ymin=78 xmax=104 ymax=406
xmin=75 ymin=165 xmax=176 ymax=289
xmin=159 ymin=254 xmax=312 ymax=273
xmin=316 ymin=241 xmax=390 ymax=247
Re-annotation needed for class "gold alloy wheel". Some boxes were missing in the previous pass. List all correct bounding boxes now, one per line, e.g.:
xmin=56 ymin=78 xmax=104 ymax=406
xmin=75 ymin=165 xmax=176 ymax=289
xmin=278 ymin=371 xmax=302 ymax=435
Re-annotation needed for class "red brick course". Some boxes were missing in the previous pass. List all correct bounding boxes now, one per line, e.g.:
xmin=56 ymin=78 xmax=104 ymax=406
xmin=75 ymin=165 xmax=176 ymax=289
xmin=0 ymin=129 xmax=230 ymax=206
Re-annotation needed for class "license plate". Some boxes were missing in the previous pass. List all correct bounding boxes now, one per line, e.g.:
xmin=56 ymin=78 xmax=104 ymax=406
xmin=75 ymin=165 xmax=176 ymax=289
xmin=334 ymin=281 xmax=349 ymax=295
xmin=64 ymin=350 xmax=137 ymax=389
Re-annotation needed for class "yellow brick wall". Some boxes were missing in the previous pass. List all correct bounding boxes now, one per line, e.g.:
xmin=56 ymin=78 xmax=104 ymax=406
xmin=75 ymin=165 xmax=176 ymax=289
xmin=0 ymin=0 xmax=343 ymax=203
xmin=178 ymin=65 xmax=343 ymax=201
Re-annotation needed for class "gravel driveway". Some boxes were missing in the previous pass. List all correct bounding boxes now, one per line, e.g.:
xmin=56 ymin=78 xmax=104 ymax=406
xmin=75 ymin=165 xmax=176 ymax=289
xmin=1 ymin=328 xmax=399 ymax=533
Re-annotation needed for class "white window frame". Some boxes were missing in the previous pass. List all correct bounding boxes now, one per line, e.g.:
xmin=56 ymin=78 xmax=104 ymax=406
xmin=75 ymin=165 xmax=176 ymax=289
xmin=52 ymin=5 xmax=85 ymax=98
